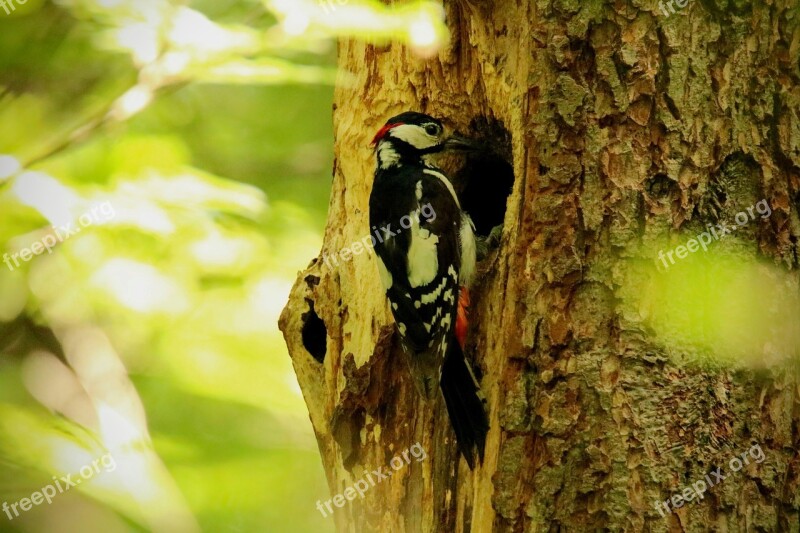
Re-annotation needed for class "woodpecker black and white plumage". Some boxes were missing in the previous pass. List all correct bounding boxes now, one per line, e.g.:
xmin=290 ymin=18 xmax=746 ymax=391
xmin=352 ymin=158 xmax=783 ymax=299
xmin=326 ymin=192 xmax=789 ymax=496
xmin=368 ymin=111 xmax=489 ymax=468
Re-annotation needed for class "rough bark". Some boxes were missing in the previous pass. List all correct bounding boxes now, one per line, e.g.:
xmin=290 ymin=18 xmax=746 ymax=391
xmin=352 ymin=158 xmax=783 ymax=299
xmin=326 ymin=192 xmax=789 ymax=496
xmin=280 ymin=1 xmax=800 ymax=531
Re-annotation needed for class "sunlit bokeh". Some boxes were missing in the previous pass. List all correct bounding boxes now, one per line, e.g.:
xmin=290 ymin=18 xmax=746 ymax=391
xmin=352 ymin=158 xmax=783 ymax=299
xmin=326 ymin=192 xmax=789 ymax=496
xmin=623 ymin=243 xmax=800 ymax=368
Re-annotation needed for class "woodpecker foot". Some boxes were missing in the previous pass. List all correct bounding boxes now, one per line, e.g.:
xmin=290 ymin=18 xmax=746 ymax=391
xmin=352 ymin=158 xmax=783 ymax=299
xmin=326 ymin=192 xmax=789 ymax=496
xmin=476 ymin=224 xmax=503 ymax=261
xmin=486 ymin=223 xmax=503 ymax=248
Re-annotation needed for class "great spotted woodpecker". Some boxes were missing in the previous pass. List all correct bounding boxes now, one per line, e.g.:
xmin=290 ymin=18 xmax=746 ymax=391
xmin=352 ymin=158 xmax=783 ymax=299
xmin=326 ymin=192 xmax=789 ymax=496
xmin=368 ymin=111 xmax=488 ymax=468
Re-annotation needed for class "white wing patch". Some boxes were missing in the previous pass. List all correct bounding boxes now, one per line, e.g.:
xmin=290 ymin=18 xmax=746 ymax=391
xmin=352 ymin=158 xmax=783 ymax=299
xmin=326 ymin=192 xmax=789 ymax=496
xmin=423 ymin=168 xmax=460 ymax=208
xmin=407 ymin=211 xmax=439 ymax=287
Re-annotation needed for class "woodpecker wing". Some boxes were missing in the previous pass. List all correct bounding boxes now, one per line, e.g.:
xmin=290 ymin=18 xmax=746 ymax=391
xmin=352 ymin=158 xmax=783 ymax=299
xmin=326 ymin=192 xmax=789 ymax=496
xmin=369 ymin=165 xmax=462 ymax=399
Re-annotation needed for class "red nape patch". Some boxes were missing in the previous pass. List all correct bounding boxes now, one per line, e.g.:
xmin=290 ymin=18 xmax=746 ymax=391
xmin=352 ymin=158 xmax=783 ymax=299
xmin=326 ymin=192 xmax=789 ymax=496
xmin=371 ymin=122 xmax=403 ymax=146
xmin=455 ymin=287 xmax=470 ymax=349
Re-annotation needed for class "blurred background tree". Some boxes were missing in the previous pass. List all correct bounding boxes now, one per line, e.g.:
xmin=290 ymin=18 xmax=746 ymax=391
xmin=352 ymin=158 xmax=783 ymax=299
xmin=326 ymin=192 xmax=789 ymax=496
xmin=0 ymin=1 xmax=447 ymax=531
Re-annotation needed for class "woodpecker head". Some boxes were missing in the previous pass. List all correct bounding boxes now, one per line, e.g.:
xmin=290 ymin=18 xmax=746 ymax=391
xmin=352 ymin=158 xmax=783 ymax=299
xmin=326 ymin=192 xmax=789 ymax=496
xmin=372 ymin=111 xmax=474 ymax=168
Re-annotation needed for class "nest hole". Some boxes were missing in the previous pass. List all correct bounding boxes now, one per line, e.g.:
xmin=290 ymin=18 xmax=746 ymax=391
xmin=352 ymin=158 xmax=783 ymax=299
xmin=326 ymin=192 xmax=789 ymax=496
xmin=454 ymin=116 xmax=515 ymax=238
xmin=301 ymin=299 xmax=327 ymax=363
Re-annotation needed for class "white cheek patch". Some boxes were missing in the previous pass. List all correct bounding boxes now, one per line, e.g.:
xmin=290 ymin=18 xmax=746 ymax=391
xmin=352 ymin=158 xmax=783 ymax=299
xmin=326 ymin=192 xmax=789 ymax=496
xmin=390 ymin=124 xmax=439 ymax=150
xmin=407 ymin=212 xmax=439 ymax=287
xmin=378 ymin=143 xmax=401 ymax=169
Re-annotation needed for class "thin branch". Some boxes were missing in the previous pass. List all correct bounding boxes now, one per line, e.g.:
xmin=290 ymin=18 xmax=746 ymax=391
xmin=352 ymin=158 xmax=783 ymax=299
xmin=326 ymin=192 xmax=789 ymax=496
xmin=19 ymin=82 xmax=186 ymax=169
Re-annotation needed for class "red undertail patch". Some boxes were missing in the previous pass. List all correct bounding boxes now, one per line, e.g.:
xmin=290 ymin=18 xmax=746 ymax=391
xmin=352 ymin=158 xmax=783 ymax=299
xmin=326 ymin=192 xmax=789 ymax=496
xmin=455 ymin=287 xmax=470 ymax=349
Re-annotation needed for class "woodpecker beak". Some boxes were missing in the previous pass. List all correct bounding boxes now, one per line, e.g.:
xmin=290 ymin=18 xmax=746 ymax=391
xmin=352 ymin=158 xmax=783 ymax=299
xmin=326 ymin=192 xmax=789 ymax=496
xmin=444 ymin=134 xmax=478 ymax=151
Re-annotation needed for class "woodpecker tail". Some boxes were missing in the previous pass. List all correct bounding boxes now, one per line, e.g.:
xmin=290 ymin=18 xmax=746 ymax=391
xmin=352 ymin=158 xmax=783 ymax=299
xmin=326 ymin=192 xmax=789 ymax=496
xmin=440 ymin=340 xmax=488 ymax=469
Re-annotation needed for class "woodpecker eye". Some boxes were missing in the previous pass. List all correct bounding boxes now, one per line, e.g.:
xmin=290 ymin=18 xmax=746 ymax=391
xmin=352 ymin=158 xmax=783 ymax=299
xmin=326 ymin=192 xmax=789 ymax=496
xmin=424 ymin=124 xmax=440 ymax=136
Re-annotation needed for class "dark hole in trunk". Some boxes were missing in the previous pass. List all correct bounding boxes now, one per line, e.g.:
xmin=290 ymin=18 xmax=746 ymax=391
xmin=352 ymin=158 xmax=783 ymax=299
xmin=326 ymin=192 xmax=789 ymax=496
xmin=452 ymin=116 xmax=514 ymax=238
xmin=301 ymin=298 xmax=327 ymax=363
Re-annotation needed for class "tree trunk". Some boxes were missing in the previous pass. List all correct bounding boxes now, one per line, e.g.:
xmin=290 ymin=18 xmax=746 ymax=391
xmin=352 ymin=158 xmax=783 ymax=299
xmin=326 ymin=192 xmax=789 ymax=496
xmin=280 ymin=1 xmax=800 ymax=531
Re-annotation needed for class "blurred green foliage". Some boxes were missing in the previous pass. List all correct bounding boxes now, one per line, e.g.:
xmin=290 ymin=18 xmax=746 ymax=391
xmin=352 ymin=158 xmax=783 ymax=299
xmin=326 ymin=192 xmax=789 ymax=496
xmin=0 ymin=0 xmax=449 ymax=531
